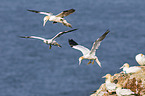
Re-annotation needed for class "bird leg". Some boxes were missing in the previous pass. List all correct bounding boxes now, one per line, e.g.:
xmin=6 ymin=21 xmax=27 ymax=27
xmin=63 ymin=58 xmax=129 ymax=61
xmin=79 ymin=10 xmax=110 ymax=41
xmin=49 ymin=44 xmax=52 ymax=49
xmin=87 ymin=60 xmax=92 ymax=64
xmin=92 ymin=60 xmax=94 ymax=64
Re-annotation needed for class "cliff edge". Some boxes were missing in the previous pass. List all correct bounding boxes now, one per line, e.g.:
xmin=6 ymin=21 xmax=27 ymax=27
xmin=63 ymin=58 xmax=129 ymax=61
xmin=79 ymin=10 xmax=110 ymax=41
xmin=90 ymin=66 xmax=145 ymax=96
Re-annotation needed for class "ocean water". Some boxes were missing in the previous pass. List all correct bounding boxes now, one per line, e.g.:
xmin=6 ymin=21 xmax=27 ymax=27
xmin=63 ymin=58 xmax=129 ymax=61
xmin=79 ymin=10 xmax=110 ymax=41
xmin=0 ymin=0 xmax=145 ymax=96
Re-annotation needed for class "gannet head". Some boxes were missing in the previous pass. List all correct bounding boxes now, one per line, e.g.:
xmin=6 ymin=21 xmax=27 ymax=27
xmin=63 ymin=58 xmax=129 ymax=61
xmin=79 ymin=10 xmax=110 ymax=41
xmin=102 ymin=74 xmax=111 ymax=79
xmin=79 ymin=56 xmax=84 ymax=65
xmin=43 ymin=16 xmax=50 ymax=27
xmin=102 ymin=74 xmax=112 ymax=83
xmin=120 ymin=63 xmax=129 ymax=69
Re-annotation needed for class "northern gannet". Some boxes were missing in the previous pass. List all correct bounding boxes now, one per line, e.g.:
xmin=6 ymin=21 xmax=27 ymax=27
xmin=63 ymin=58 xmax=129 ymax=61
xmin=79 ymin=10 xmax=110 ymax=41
xmin=102 ymin=74 xmax=116 ymax=93
xmin=20 ymin=29 xmax=77 ymax=49
xmin=135 ymin=53 xmax=145 ymax=66
xmin=116 ymin=84 xmax=135 ymax=96
xmin=68 ymin=30 xmax=110 ymax=67
xmin=120 ymin=63 xmax=142 ymax=74
xmin=27 ymin=9 xmax=75 ymax=27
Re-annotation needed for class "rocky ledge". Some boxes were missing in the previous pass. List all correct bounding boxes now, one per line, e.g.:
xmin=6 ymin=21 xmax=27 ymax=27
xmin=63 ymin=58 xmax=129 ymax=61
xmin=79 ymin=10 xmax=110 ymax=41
xmin=90 ymin=66 xmax=145 ymax=96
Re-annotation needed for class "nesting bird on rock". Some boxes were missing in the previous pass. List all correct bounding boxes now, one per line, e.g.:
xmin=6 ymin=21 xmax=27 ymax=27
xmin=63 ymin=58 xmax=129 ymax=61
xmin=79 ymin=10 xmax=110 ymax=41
xmin=120 ymin=63 xmax=142 ymax=74
xmin=102 ymin=74 xmax=117 ymax=93
xmin=27 ymin=9 xmax=75 ymax=27
xmin=68 ymin=30 xmax=110 ymax=67
xmin=135 ymin=53 xmax=145 ymax=66
xmin=20 ymin=29 xmax=77 ymax=49
xmin=116 ymin=84 xmax=135 ymax=96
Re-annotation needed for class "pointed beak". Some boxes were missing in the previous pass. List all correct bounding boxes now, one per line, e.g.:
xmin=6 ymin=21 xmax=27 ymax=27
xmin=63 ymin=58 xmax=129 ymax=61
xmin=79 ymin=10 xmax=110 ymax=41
xmin=79 ymin=57 xmax=83 ymax=65
xmin=43 ymin=21 xmax=46 ymax=27
xmin=79 ymin=59 xmax=82 ymax=65
xmin=98 ymin=63 xmax=101 ymax=67
xmin=79 ymin=61 xmax=81 ymax=65
xmin=43 ymin=19 xmax=48 ymax=27
xmin=102 ymin=75 xmax=106 ymax=78
xmin=120 ymin=66 xmax=124 ymax=69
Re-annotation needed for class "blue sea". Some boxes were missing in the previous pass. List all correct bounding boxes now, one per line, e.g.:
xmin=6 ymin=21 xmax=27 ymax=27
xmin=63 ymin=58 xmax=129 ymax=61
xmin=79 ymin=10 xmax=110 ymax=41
xmin=0 ymin=0 xmax=145 ymax=96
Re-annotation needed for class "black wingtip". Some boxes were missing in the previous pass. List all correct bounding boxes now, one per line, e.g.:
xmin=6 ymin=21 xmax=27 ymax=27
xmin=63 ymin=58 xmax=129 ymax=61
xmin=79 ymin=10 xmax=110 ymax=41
xmin=68 ymin=28 xmax=78 ymax=32
xmin=64 ymin=9 xmax=75 ymax=13
xmin=27 ymin=9 xmax=39 ymax=13
xmin=106 ymin=29 xmax=110 ymax=33
xmin=27 ymin=9 xmax=31 ymax=11
xmin=27 ymin=9 xmax=33 ymax=12
xmin=72 ymin=28 xmax=78 ymax=31
xmin=70 ymin=9 xmax=75 ymax=12
xmin=103 ymin=29 xmax=110 ymax=36
xmin=104 ymin=29 xmax=110 ymax=36
xmin=97 ymin=30 xmax=110 ymax=41
xmin=19 ymin=36 xmax=30 ymax=38
xmin=68 ymin=39 xmax=78 ymax=47
xmin=19 ymin=36 xmax=25 ymax=38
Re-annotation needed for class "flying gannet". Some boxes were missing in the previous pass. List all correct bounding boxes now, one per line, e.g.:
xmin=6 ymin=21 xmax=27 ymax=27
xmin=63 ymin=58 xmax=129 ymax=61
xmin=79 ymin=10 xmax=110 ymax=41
xmin=116 ymin=84 xmax=135 ymax=96
xmin=102 ymin=74 xmax=117 ymax=93
xmin=27 ymin=9 xmax=75 ymax=27
xmin=135 ymin=53 xmax=145 ymax=66
xmin=20 ymin=29 xmax=77 ymax=49
xmin=68 ymin=30 xmax=110 ymax=67
xmin=120 ymin=63 xmax=142 ymax=74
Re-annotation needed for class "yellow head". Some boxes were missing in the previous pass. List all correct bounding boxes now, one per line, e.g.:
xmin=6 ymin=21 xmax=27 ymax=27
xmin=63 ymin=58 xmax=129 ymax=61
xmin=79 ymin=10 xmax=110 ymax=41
xmin=102 ymin=74 xmax=112 ymax=83
xmin=43 ymin=16 xmax=50 ymax=26
xmin=102 ymin=74 xmax=111 ymax=79
xmin=120 ymin=63 xmax=129 ymax=69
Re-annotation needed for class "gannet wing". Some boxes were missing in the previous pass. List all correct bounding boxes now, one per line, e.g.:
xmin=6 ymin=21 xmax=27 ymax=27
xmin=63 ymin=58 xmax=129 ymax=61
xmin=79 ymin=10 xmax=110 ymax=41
xmin=56 ymin=9 xmax=75 ymax=18
xmin=51 ymin=29 xmax=78 ymax=41
xmin=61 ymin=20 xmax=72 ymax=28
xmin=69 ymin=39 xmax=90 ymax=56
xmin=27 ymin=9 xmax=53 ymax=16
xmin=90 ymin=30 xmax=110 ymax=55
xmin=19 ymin=36 xmax=46 ymax=41
xmin=120 ymin=89 xmax=134 ymax=95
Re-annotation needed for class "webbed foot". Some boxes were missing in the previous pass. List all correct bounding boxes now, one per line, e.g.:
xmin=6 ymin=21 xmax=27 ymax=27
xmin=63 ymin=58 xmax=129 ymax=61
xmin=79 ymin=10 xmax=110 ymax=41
xmin=87 ymin=60 xmax=92 ymax=64
xmin=92 ymin=60 xmax=94 ymax=64
xmin=49 ymin=44 xmax=52 ymax=49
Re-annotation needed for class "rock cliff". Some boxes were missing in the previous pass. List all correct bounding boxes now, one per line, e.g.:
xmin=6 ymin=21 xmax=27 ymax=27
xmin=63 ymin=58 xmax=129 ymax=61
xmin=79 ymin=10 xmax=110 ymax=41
xmin=90 ymin=66 xmax=145 ymax=96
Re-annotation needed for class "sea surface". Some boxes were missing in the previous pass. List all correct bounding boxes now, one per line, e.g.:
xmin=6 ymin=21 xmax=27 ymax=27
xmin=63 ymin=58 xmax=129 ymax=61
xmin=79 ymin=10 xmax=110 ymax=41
xmin=0 ymin=0 xmax=145 ymax=96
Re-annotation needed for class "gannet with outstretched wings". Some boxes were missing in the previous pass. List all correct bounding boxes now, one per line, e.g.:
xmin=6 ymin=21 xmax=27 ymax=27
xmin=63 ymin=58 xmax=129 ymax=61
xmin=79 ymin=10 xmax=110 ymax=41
xmin=27 ymin=9 xmax=75 ymax=28
xmin=68 ymin=30 xmax=110 ymax=67
xmin=20 ymin=29 xmax=77 ymax=49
